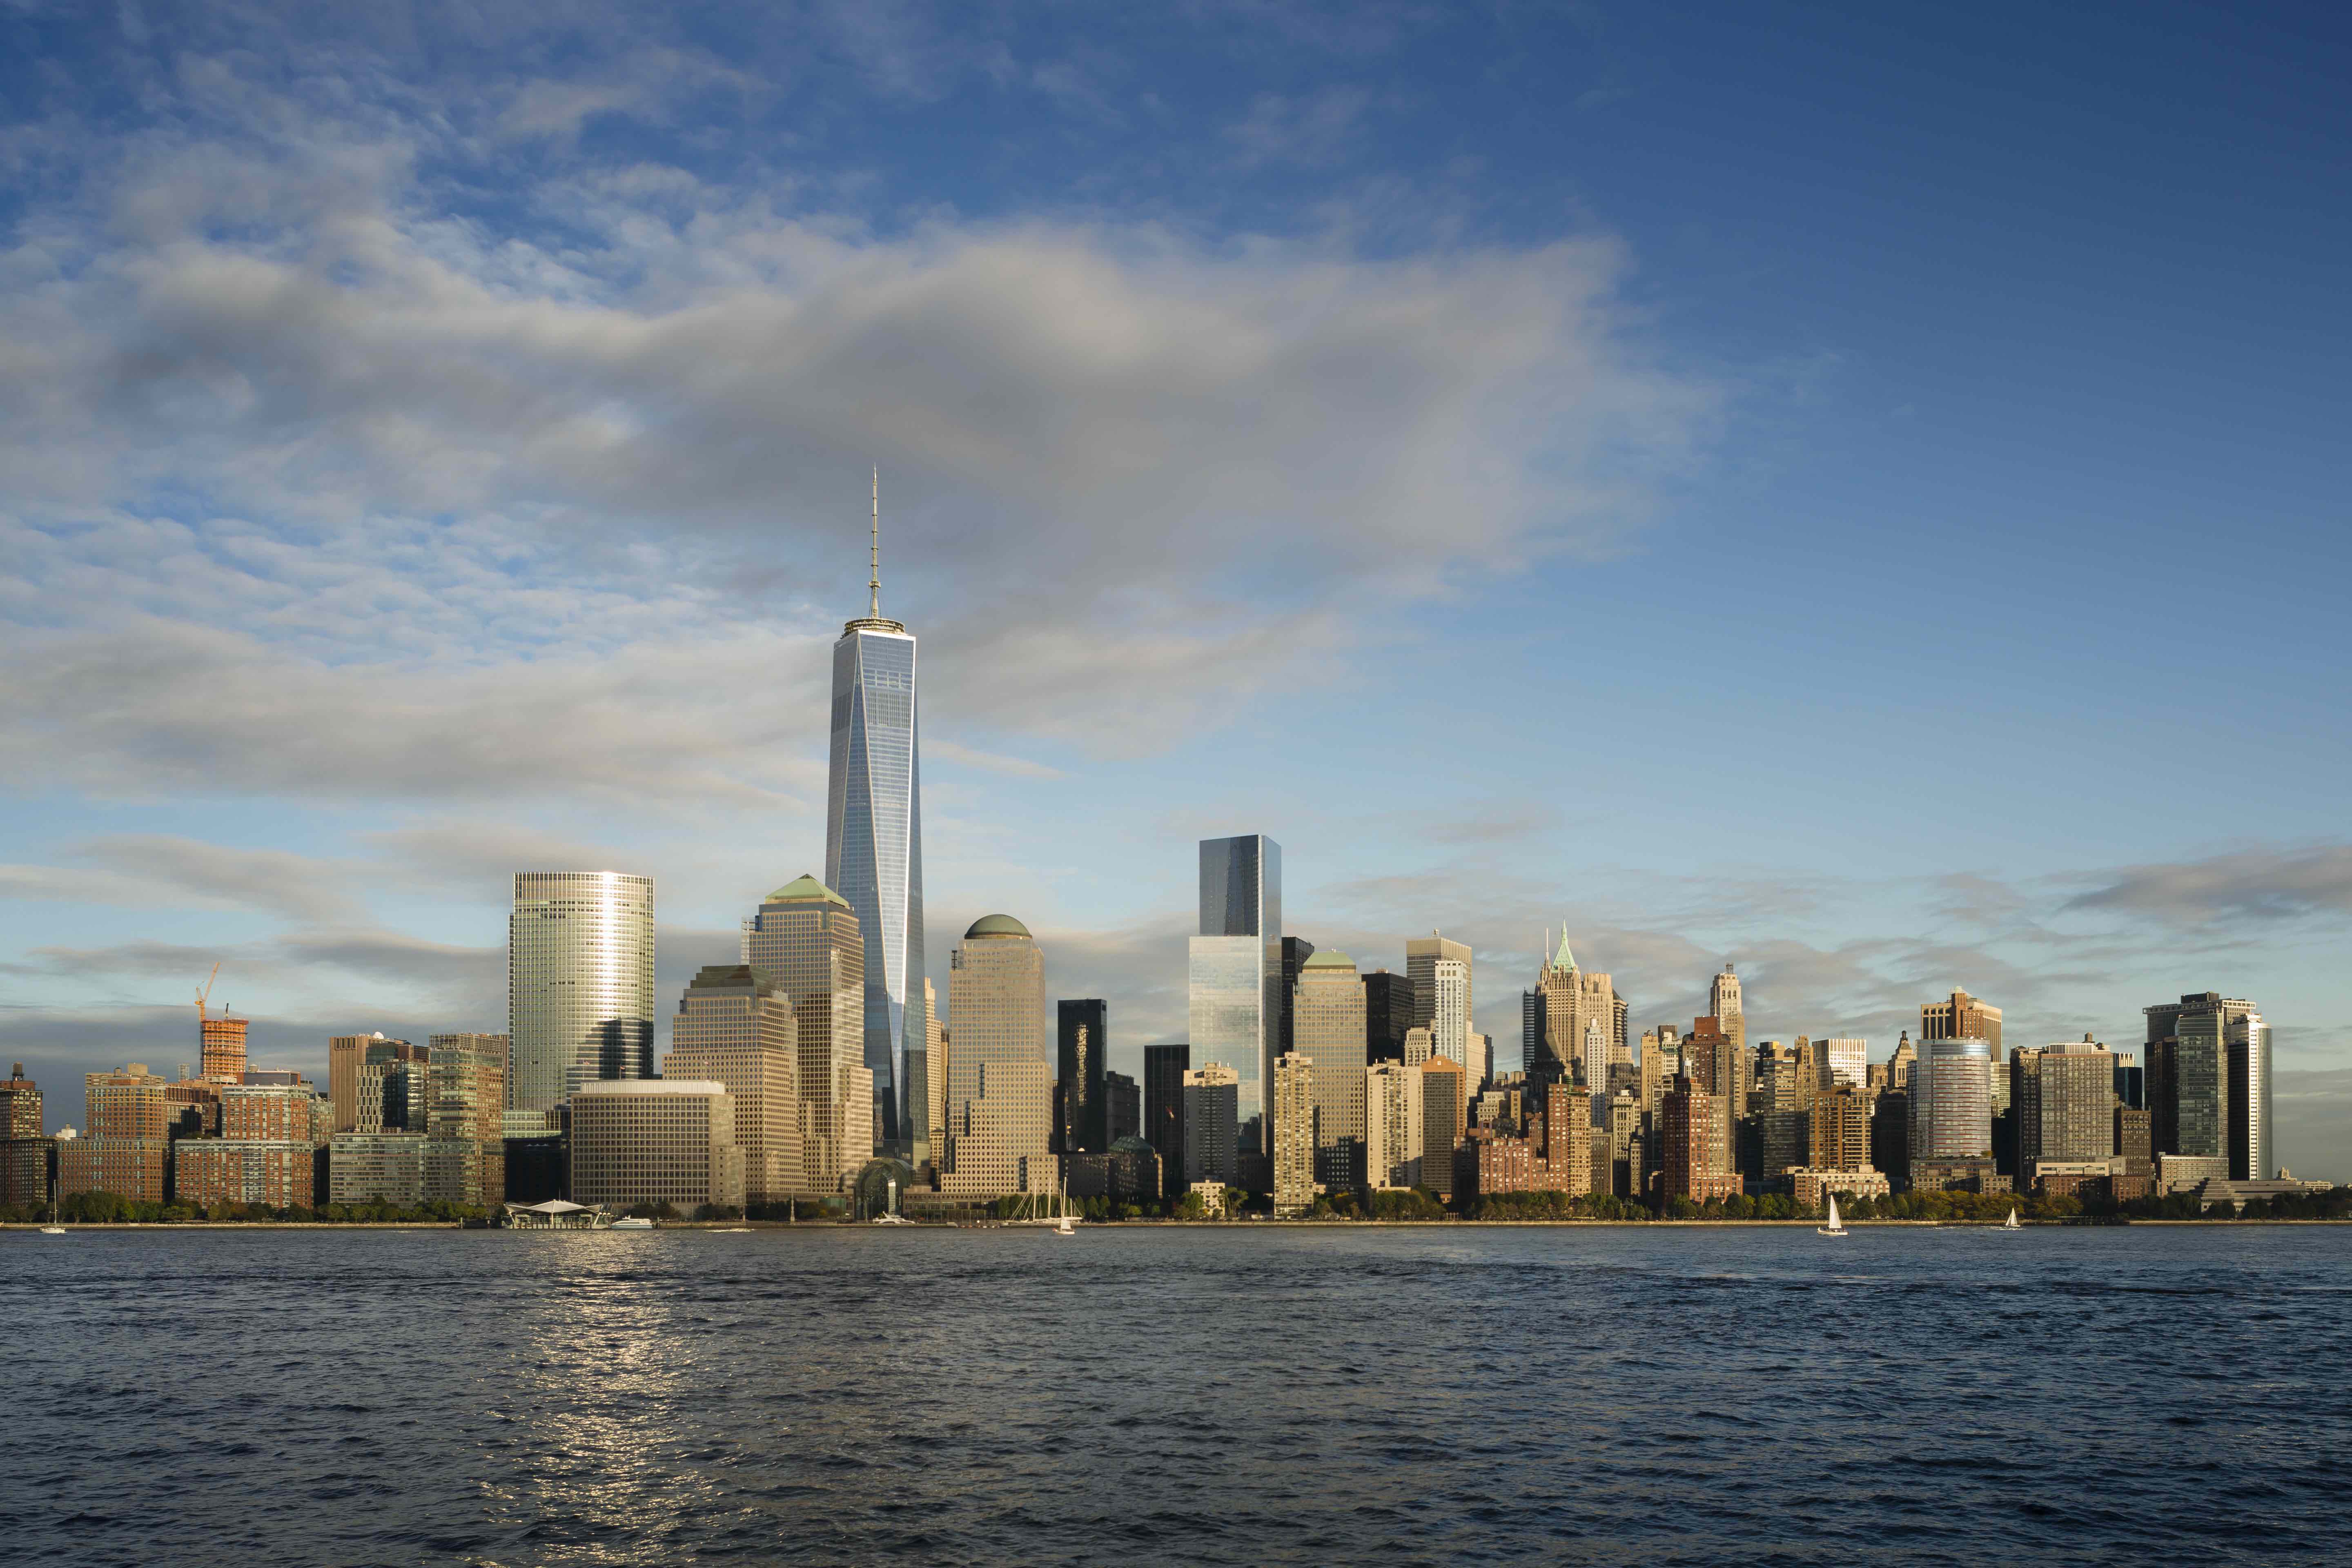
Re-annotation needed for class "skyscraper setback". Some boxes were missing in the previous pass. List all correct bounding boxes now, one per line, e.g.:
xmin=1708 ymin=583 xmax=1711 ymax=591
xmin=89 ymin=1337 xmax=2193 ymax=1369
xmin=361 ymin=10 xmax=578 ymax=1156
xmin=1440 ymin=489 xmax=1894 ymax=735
xmin=826 ymin=471 xmax=925 ymax=1155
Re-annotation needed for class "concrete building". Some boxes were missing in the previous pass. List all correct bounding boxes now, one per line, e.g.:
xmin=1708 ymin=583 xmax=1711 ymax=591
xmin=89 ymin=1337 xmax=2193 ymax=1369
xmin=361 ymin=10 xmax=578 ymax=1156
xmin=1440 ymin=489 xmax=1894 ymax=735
xmin=1293 ymin=950 xmax=1369 ymax=1193
xmin=1789 ymin=1167 xmax=1891 ymax=1210
xmin=1182 ymin=1062 xmax=1239 ymax=1188
xmin=1922 ymin=989 xmax=2003 ymax=1110
xmin=662 ymin=964 xmax=803 ymax=1207
xmin=509 ymin=872 xmax=656 ymax=1113
xmin=2014 ymin=1037 xmax=2118 ymax=1183
xmin=1365 ymin=1060 xmax=1424 ymax=1189
xmin=1272 ymin=1052 xmax=1315 ymax=1216
xmin=0 ymin=1064 xmax=47 ymax=1211
xmin=58 ymin=1064 xmax=169 ymax=1204
xmin=1680 ymin=1016 xmax=1736 ymax=1176
xmin=938 ymin=913 xmax=1053 ymax=1199
xmin=1819 ymin=1038 xmax=1868 ymax=1091
xmin=1710 ymin=964 xmax=1747 ymax=1118
xmin=746 ymin=874 xmax=868 ymax=1193
xmin=1190 ymin=834 xmax=1283 ymax=1157
xmin=1144 ymin=1043 xmax=1190 ymax=1198
xmin=568 ymin=1079 xmax=745 ymax=1214
xmin=0 ymin=1062 xmax=42 ymax=1138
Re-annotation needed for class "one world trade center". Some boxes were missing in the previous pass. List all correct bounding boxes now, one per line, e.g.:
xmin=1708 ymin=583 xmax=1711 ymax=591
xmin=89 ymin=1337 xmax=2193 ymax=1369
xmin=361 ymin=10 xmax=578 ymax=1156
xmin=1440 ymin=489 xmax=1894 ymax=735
xmin=826 ymin=470 xmax=924 ymax=1156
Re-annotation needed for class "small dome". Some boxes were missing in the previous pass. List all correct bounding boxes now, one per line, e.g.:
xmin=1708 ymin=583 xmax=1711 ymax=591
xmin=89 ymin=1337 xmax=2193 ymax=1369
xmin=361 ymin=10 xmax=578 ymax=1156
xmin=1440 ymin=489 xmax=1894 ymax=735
xmin=1301 ymin=949 xmax=1355 ymax=970
xmin=963 ymin=913 xmax=1032 ymax=940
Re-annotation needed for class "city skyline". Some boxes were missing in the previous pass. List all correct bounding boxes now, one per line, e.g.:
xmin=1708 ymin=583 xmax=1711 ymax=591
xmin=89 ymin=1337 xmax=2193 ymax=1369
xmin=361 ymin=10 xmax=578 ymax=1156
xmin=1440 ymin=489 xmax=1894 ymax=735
xmin=1 ymin=4 xmax=2347 ymax=1179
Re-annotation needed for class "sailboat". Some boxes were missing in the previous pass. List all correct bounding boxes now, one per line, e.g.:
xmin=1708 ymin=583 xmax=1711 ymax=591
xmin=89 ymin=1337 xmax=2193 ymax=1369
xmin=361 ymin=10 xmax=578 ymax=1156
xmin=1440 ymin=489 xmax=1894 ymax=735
xmin=1817 ymin=1193 xmax=1847 ymax=1237
xmin=2001 ymin=1206 xmax=2022 ymax=1230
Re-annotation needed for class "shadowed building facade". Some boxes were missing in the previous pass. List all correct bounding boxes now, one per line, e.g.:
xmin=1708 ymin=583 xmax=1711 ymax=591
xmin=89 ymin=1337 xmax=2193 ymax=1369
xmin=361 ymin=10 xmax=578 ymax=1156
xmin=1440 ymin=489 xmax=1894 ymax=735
xmin=1145 ymin=1043 xmax=1190 ymax=1198
xmin=1057 ymin=998 xmax=1109 ymax=1156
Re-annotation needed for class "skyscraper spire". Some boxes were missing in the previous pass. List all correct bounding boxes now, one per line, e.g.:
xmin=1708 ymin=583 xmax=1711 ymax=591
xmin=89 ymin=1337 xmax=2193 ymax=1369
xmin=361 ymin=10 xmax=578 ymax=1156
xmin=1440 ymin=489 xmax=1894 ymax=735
xmin=869 ymin=465 xmax=882 ymax=618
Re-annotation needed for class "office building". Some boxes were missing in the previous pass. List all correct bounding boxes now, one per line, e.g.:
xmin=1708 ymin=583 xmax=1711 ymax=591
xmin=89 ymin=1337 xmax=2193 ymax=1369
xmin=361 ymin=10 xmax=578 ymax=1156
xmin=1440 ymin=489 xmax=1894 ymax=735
xmin=568 ymin=1078 xmax=745 ymax=1214
xmin=1760 ymin=1109 xmax=1811 ymax=1181
xmin=1056 ymin=999 xmax=1109 ymax=1156
xmin=1819 ymin=1038 xmax=1867 ymax=1091
xmin=327 ymin=1033 xmax=408 ymax=1133
xmin=1273 ymin=1052 xmax=1315 ymax=1216
xmin=940 ymin=914 xmax=1055 ymax=1198
xmin=1105 ymin=1071 xmax=1140 ymax=1145
xmin=2145 ymin=992 xmax=2270 ymax=1181
xmin=1661 ymin=1059 xmax=1741 ymax=1203
xmin=1190 ymin=834 xmax=1282 ymax=1154
xmin=1711 ymin=963 xmax=1747 ymax=1112
xmin=2114 ymin=1051 xmax=2144 ymax=1111
xmin=1911 ymin=1036 xmax=1993 ymax=1161
xmin=1888 ymin=1032 xmax=1918 ymax=1092
xmin=58 ymin=1064 xmax=169 ymax=1203
xmin=424 ymin=1033 xmax=507 ymax=1208
xmin=1364 ymin=969 xmax=1414 ymax=1063
xmin=2013 ymin=1037 xmax=2117 ymax=1185
xmin=918 ymin=976 xmax=946 ymax=1170
xmin=1294 ymin=950 xmax=1369 ymax=1192
xmin=825 ymin=486 xmax=925 ymax=1150
xmin=1278 ymin=937 xmax=1317 ymax=1056
xmin=509 ymin=871 xmax=655 ymax=1112
xmin=1183 ymin=1063 xmax=1240 ymax=1187
xmin=746 ymin=874 xmax=869 ymax=1192
xmin=1923 ymin=990 xmax=2003 ymax=1056
xmin=1419 ymin=1053 xmax=1466 ymax=1201
xmin=1366 ymin=1060 xmax=1424 ymax=1189
xmin=1532 ymin=931 xmax=1617 ymax=1087
xmin=1407 ymin=934 xmax=1473 ymax=1080
xmin=663 ymin=965 xmax=803 ymax=1206
xmin=357 ymin=1045 xmax=430 ymax=1136
xmin=1144 ymin=1043 xmax=1191 ymax=1198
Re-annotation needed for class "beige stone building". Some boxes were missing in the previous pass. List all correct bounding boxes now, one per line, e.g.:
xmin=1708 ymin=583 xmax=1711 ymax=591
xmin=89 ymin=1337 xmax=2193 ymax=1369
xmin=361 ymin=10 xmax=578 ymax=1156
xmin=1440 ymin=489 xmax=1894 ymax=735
xmin=744 ymin=874 xmax=866 ymax=1193
xmin=1365 ymin=1060 xmax=1424 ymax=1189
xmin=1535 ymin=933 xmax=1619 ymax=1087
xmin=1273 ymin=1051 xmax=1315 ymax=1216
xmin=939 ymin=913 xmax=1055 ymax=1198
xmin=568 ymin=1078 xmax=745 ymax=1214
xmin=1292 ymin=949 xmax=1368 ymax=1192
xmin=662 ymin=964 xmax=804 ymax=1205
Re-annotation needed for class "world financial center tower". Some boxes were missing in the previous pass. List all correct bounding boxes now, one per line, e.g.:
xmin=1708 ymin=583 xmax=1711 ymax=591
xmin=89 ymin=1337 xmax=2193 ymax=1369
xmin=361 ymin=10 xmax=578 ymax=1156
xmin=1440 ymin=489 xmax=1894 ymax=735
xmin=826 ymin=473 xmax=924 ymax=1154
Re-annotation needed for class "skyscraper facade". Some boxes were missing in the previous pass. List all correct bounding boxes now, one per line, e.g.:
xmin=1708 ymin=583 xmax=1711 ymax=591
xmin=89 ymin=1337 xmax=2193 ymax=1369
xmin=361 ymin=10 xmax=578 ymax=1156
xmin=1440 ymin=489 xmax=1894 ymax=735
xmin=1182 ymin=1062 xmax=1240 ymax=1187
xmin=941 ymin=914 xmax=1053 ymax=1197
xmin=1910 ymin=1036 xmax=1993 ymax=1160
xmin=1272 ymin=1052 xmax=1314 ymax=1217
xmin=508 ymin=872 xmax=655 ymax=1113
xmin=1278 ymin=937 xmax=1316 ymax=1056
xmin=1710 ymin=964 xmax=1747 ymax=1128
xmin=1365 ymin=1060 xmax=1423 ymax=1189
xmin=824 ymin=494 xmax=924 ymax=1153
xmin=1189 ymin=834 xmax=1282 ymax=1154
xmin=1057 ymin=999 xmax=1109 ymax=1156
xmin=1293 ymin=949 xmax=1369 ymax=1193
xmin=425 ymin=1033 xmax=507 ymax=1209
xmin=664 ymin=965 xmax=803 ymax=1206
xmin=2144 ymin=992 xmax=2269 ymax=1180
xmin=745 ymin=874 xmax=866 ymax=1194
xmin=1144 ymin=1042 xmax=1191 ymax=1198
xmin=1922 ymin=989 xmax=2003 ymax=1055
xmin=200 ymin=1013 xmax=248 ymax=1084
xmin=1533 ymin=933 xmax=1615 ymax=1088
xmin=1364 ymin=969 xmax=1413 ymax=1063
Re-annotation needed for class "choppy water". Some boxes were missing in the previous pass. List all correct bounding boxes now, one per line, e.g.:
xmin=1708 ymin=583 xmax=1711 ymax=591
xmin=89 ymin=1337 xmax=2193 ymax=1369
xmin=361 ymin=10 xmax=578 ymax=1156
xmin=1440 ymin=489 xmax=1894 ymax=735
xmin=7 ymin=1223 xmax=2349 ymax=1565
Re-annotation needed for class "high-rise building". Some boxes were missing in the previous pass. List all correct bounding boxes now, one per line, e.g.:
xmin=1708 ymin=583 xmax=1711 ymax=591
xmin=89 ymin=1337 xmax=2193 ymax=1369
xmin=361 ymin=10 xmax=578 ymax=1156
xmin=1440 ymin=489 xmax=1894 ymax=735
xmin=1272 ymin=1052 xmax=1315 ymax=1217
xmin=58 ymin=1064 xmax=169 ymax=1203
xmin=1809 ymin=1084 xmax=1871 ymax=1172
xmin=1419 ymin=1053 xmax=1466 ymax=1201
xmin=746 ymin=874 xmax=867 ymax=1194
xmin=2013 ymin=1036 xmax=2117 ymax=1182
xmin=1105 ymin=1071 xmax=1141 ymax=1145
xmin=200 ymin=1012 xmax=248 ymax=1084
xmin=1888 ymin=1032 xmax=1917 ymax=1092
xmin=425 ymin=1033 xmax=507 ymax=1208
xmin=508 ymin=871 xmax=655 ymax=1112
xmin=1278 ymin=937 xmax=1317 ymax=1056
xmin=918 ymin=976 xmax=946 ymax=1170
xmin=1819 ymin=1038 xmax=1867 ymax=1091
xmin=1293 ymin=949 xmax=1369 ymax=1193
xmin=568 ymin=1079 xmax=746 ymax=1214
xmin=1681 ymin=1016 xmax=1735 ymax=1175
xmin=2144 ymin=992 xmax=2269 ymax=1180
xmin=1364 ymin=969 xmax=1413 ymax=1064
xmin=1190 ymin=835 xmax=1282 ymax=1154
xmin=1183 ymin=1062 xmax=1239 ymax=1187
xmin=0 ymin=1064 xmax=46 ymax=1212
xmin=1660 ymin=1058 xmax=1740 ymax=1203
xmin=1910 ymin=1037 xmax=1993 ymax=1160
xmin=663 ymin=966 xmax=803 ymax=1206
xmin=1922 ymin=989 xmax=2003 ymax=1055
xmin=1144 ymin=1043 xmax=1191 ymax=1199
xmin=1056 ymin=999 xmax=1109 ymax=1156
xmin=1365 ymin=1060 xmax=1424 ymax=1189
xmin=357 ymin=1045 xmax=429 ymax=1136
xmin=1532 ymin=932 xmax=1616 ymax=1088
xmin=1407 ymin=935 xmax=1473 ymax=1081
xmin=0 ymin=1062 xmax=40 ymax=1138
xmin=327 ymin=1033 xmax=399 ymax=1133
xmin=825 ymin=476 xmax=924 ymax=1152
xmin=1710 ymin=963 xmax=1746 ymax=1113
xmin=941 ymin=914 xmax=1054 ymax=1198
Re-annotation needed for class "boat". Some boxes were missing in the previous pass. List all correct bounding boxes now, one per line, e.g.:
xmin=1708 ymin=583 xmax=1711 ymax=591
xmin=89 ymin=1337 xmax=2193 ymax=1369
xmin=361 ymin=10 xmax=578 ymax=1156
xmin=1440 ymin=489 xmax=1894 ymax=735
xmin=1053 ymin=1213 xmax=1076 ymax=1237
xmin=608 ymin=1216 xmax=656 ymax=1231
xmin=1817 ymin=1193 xmax=1847 ymax=1237
xmin=2001 ymin=1207 xmax=2022 ymax=1230
xmin=39 ymin=1225 xmax=65 ymax=1235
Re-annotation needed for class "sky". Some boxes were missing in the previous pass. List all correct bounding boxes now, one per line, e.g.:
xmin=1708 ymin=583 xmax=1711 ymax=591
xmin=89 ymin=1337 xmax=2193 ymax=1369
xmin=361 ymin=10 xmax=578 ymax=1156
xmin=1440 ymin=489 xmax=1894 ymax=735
xmin=2 ymin=1 xmax=2348 ymax=1172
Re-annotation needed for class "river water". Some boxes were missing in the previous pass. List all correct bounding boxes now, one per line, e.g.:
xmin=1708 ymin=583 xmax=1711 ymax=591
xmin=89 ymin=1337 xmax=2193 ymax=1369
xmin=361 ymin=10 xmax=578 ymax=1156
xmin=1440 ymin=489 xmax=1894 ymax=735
xmin=7 ymin=1223 xmax=2347 ymax=1565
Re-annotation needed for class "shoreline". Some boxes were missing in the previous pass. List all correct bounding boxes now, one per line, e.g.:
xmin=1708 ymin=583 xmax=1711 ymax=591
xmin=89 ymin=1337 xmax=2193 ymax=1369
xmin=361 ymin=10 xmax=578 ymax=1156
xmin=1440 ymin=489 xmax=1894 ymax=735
xmin=8 ymin=1217 xmax=2347 ymax=1231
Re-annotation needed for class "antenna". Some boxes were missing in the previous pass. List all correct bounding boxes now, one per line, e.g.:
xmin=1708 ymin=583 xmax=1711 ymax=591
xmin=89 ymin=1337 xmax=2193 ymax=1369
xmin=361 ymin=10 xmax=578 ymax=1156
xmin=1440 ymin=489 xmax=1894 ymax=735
xmin=869 ymin=466 xmax=882 ymax=618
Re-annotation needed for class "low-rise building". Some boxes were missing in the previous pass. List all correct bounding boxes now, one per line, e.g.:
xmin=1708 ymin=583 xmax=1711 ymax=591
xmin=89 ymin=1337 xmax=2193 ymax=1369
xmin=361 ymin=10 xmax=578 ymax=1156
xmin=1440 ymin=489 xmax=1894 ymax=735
xmin=329 ymin=1133 xmax=475 ymax=1207
xmin=1788 ymin=1167 xmax=1891 ymax=1210
xmin=1910 ymin=1156 xmax=2009 ymax=1194
xmin=176 ymin=1140 xmax=318 ymax=1210
xmin=568 ymin=1079 xmax=745 ymax=1214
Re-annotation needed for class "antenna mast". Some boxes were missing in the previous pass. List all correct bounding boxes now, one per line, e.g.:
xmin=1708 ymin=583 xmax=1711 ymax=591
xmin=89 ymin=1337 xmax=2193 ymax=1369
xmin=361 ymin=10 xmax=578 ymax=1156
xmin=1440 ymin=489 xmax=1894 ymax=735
xmin=869 ymin=466 xmax=881 ymax=618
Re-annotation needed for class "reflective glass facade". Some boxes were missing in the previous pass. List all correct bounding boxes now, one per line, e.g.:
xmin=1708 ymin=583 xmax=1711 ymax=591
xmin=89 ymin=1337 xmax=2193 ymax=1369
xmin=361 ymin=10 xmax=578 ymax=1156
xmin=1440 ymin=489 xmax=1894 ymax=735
xmin=507 ymin=872 xmax=655 ymax=1113
xmin=827 ymin=624 xmax=924 ymax=1151
xmin=1192 ymin=835 xmax=1281 ymax=1152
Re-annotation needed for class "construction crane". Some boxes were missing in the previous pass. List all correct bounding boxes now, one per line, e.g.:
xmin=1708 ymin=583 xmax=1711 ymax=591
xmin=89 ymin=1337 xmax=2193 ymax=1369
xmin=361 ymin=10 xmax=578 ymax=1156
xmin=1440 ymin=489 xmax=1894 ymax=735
xmin=194 ymin=962 xmax=220 ymax=1025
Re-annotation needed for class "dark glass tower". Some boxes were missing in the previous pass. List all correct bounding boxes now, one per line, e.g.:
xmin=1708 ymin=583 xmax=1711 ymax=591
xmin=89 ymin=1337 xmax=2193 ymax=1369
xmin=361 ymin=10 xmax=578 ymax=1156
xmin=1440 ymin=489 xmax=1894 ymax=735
xmin=1057 ymin=999 xmax=1109 ymax=1155
xmin=1144 ymin=1042 xmax=1191 ymax=1199
xmin=825 ymin=473 xmax=924 ymax=1154
xmin=1363 ymin=969 xmax=1413 ymax=1064
xmin=1189 ymin=834 xmax=1282 ymax=1152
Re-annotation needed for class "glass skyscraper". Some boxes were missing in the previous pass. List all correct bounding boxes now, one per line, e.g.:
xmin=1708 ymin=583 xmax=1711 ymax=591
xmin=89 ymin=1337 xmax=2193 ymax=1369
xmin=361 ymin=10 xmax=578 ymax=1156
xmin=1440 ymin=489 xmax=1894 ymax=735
xmin=1189 ymin=834 xmax=1281 ymax=1153
xmin=508 ymin=871 xmax=655 ymax=1113
xmin=825 ymin=477 xmax=924 ymax=1154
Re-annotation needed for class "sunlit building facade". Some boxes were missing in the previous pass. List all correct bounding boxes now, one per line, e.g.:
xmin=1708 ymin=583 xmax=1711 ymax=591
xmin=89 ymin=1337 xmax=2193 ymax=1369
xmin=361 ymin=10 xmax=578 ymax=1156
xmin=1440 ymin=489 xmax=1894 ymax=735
xmin=746 ymin=874 xmax=868 ymax=1193
xmin=940 ymin=914 xmax=1054 ymax=1197
xmin=569 ymin=1079 xmax=745 ymax=1214
xmin=665 ymin=965 xmax=803 ymax=1205
xmin=508 ymin=872 xmax=655 ymax=1112
xmin=1189 ymin=834 xmax=1282 ymax=1155
xmin=1294 ymin=949 xmax=1368 ymax=1192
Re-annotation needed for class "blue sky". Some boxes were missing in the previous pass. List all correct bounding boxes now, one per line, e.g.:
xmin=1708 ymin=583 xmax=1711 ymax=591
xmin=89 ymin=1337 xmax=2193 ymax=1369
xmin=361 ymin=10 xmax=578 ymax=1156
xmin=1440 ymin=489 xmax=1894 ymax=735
xmin=3 ymin=2 xmax=2348 ymax=1171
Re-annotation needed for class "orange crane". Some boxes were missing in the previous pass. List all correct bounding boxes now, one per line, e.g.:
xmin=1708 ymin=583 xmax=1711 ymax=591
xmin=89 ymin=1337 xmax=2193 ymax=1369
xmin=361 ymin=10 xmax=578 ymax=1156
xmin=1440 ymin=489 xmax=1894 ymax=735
xmin=195 ymin=961 xmax=221 ymax=1026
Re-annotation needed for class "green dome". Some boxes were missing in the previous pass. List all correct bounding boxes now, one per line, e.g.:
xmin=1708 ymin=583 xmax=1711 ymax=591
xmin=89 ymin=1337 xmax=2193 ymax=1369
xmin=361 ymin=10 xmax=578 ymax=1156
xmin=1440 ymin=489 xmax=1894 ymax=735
xmin=766 ymin=873 xmax=848 ymax=906
xmin=963 ymin=913 xmax=1032 ymax=940
xmin=1301 ymin=949 xmax=1355 ymax=970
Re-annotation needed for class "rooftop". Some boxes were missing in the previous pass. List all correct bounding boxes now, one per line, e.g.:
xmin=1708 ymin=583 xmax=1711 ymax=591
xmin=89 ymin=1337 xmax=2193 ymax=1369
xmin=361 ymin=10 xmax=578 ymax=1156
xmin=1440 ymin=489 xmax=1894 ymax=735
xmin=964 ymin=913 xmax=1032 ymax=940
xmin=766 ymin=873 xmax=849 ymax=907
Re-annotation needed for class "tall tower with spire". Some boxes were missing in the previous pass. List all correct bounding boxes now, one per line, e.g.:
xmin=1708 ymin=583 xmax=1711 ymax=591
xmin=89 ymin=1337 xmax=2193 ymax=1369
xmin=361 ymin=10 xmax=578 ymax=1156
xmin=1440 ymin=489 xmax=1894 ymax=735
xmin=1532 ymin=927 xmax=1618 ymax=1087
xmin=825 ymin=468 xmax=925 ymax=1158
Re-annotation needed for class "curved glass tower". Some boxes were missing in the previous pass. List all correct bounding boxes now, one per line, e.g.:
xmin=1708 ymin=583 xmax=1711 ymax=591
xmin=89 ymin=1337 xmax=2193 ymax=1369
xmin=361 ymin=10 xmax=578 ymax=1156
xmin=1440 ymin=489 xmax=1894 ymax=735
xmin=825 ymin=473 xmax=924 ymax=1155
xmin=508 ymin=871 xmax=655 ymax=1113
